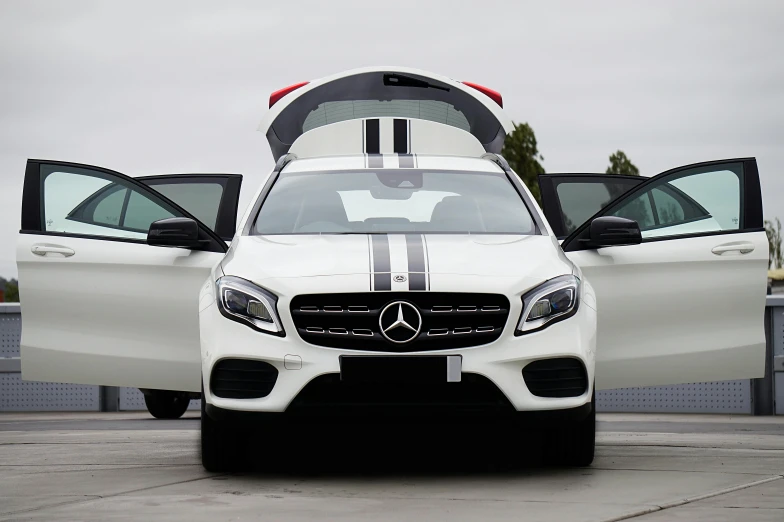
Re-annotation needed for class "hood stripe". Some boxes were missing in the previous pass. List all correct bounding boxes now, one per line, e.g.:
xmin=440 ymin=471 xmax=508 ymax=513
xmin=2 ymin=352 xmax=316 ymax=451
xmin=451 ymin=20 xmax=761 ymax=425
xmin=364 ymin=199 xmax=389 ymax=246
xmin=370 ymin=234 xmax=391 ymax=291
xmin=405 ymin=234 xmax=427 ymax=290
xmin=364 ymin=118 xmax=380 ymax=154
xmin=393 ymin=118 xmax=409 ymax=153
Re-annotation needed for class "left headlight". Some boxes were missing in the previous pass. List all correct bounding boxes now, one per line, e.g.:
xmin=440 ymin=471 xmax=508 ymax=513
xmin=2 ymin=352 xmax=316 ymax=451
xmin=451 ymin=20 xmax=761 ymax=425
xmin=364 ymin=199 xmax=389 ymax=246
xmin=216 ymin=276 xmax=284 ymax=336
xmin=516 ymin=274 xmax=580 ymax=335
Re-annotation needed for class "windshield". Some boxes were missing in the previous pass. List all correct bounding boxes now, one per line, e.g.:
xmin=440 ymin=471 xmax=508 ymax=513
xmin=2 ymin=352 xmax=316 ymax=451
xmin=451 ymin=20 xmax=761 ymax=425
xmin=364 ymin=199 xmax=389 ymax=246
xmin=252 ymin=169 xmax=536 ymax=235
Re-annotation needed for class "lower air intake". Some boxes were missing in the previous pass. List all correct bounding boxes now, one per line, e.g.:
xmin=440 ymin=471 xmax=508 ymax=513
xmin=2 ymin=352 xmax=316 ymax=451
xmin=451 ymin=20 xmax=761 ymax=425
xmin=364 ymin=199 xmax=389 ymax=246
xmin=522 ymin=358 xmax=588 ymax=398
xmin=210 ymin=359 xmax=278 ymax=399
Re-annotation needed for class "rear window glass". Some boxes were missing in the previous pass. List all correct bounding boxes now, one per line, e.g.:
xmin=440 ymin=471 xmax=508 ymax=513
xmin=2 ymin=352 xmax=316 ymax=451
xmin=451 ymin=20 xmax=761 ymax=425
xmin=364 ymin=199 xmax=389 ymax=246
xmin=253 ymin=169 xmax=536 ymax=235
xmin=270 ymin=72 xmax=502 ymax=146
xmin=303 ymin=100 xmax=470 ymax=133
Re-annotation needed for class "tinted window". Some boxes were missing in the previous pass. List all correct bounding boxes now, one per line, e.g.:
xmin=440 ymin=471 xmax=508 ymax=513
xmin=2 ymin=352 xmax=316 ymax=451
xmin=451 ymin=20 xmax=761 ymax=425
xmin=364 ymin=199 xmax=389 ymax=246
xmin=611 ymin=193 xmax=656 ymax=229
xmin=555 ymin=179 xmax=639 ymax=234
xmin=123 ymin=191 xmax=175 ymax=231
xmin=254 ymin=169 xmax=536 ymax=235
xmin=41 ymin=166 xmax=182 ymax=239
xmin=601 ymin=164 xmax=742 ymax=239
xmin=92 ymin=187 xmax=127 ymax=226
xmin=151 ymin=183 xmax=223 ymax=230
xmin=652 ymin=187 xmax=684 ymax=225
xmin=303 ymin=100 xmax=470 ymax=133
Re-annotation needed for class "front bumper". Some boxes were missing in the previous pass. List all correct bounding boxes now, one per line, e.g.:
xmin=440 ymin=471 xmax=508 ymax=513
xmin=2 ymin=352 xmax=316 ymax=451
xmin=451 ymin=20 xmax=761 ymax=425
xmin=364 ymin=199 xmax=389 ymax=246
xmin=199 ymin=299 xmax=597 ymax=414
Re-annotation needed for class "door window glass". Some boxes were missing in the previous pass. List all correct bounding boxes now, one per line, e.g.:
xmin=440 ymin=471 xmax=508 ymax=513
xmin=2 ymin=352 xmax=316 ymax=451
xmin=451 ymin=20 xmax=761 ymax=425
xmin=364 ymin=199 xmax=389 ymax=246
xmin=651 ymin=188 xmax=684 ymax=225
xmin=604 ymin=164 xmax=742 ymax=239
xmin=611 ymin=193 xmax=656 ymax=229
xmin=92 ymin=187 xmax=128 ymax=226
xmin=123 ymin=191 xmax=175 ymax=231
xmin=555 ymin=180 xmax=639 ymax=234
xmin=148 ymin=182 xmax=223 ymax=230
xmin=41 ymin=166 xmax=182 ymax=240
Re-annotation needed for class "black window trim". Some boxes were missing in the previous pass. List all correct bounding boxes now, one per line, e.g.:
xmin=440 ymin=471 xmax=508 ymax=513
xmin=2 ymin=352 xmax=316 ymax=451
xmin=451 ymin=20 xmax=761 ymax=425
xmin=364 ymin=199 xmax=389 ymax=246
xmin=561 ymin=158 xmax=762 ymax=252
xmin=21 ymin=159 xmax=228 ymax=253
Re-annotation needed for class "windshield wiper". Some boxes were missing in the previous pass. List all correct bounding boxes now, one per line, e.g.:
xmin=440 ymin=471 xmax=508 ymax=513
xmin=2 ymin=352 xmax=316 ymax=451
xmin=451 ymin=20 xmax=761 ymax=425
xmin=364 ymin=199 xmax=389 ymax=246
xmin=383 ymin=73 xmax=450 ymax=92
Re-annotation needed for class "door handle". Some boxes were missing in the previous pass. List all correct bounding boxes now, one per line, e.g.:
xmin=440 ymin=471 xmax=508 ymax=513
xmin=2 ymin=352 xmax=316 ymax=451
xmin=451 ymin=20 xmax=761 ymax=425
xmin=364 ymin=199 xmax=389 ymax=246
xmin=31 ymin=244 xmax=75 ymax=257
xmin=711 ymin=242 xmax=755 ymax=255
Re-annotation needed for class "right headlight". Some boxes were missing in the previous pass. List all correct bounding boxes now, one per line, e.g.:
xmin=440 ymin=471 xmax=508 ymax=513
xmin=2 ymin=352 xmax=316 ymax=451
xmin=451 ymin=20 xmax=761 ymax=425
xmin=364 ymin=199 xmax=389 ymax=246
xmin=215 ymin=276 xmax=284 ymax=336
xmin=516 ymin=274 xmax=580 ymax=335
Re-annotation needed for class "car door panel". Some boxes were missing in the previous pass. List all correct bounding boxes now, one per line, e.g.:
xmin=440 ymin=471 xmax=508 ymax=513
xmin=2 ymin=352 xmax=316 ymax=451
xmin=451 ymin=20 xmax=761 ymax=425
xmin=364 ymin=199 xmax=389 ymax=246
xmin=18 ymin=160 xmax=228 ymax=391
xmin=568 ymin=232 xmax=767 ymax=389
xmin=19 ymin=236 xmax=218 ymax=391
xmin=559 ymin=158 xmax=766 ymax=389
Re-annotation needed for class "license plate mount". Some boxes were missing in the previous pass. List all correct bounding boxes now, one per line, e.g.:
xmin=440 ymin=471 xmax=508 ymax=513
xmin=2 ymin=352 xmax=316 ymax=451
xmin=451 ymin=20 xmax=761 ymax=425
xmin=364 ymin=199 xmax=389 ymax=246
xmin=339 ymin=355 xmax=462 ymax=383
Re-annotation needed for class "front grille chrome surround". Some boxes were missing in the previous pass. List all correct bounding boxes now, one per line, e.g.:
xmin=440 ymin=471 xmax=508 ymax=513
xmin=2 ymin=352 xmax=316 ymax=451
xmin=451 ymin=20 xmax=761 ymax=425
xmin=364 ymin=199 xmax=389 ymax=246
xmin=290 ymin=292 xmax=510 ymax=352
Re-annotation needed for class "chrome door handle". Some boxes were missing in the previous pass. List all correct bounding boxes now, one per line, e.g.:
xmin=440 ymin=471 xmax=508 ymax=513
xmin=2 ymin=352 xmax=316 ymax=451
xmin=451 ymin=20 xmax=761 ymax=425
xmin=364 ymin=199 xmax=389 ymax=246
xmin=31 ymin=244 xmax=75 ymax=257
xmin=711 ymin=242 xmax=755 ymax=255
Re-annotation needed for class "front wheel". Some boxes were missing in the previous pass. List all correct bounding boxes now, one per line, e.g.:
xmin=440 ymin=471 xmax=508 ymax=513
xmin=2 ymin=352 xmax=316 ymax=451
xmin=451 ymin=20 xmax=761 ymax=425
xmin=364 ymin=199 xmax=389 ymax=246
xmin=544 ymin=392 xmax=595 ymax=467
xmin=143 ymin=390 xmax=191 ymax=419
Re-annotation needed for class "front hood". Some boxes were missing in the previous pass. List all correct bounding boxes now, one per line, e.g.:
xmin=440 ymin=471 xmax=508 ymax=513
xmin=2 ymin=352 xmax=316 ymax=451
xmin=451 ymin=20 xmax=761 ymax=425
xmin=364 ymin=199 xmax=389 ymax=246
xmin=221 ymin=234 xmax=573 ymax=295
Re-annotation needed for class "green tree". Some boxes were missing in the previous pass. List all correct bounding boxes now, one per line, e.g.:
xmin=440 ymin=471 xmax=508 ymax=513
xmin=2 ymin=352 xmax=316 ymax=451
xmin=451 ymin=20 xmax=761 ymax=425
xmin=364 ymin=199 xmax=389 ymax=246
xmin=501 ymin=122 xmax=545 ymax=204
xmin=0 ymin=278 xmax=19 ymax=303
xmin=606 ymin=150 xmax=640 ymax=176
xmin=765 ymin=218 xmax=783 ymax=269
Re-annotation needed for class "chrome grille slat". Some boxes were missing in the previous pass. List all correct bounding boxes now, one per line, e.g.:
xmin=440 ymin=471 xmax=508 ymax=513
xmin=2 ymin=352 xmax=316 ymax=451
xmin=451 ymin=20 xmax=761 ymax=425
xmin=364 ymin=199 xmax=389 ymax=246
xmin=328 ymin=328 xmax=348 ymax=334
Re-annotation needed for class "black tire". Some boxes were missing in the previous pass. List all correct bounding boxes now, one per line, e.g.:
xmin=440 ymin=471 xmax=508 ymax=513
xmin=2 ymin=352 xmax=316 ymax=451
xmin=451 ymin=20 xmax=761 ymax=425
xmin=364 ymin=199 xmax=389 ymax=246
xmin=200 ymin=396 xmax=250 ymax=472
xmin=143 ymin=390 xmax=191 ymax=419
xmin=544 ymin=392 xmax=596 ymax=467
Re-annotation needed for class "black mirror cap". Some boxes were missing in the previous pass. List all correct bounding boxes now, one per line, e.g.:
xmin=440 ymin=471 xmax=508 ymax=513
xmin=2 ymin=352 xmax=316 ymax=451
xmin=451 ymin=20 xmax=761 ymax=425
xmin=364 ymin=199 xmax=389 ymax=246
xmin=147 ymin=217 xmax=200 ymax=248
xmin=587 ymin=216 xmax=642 ymax=248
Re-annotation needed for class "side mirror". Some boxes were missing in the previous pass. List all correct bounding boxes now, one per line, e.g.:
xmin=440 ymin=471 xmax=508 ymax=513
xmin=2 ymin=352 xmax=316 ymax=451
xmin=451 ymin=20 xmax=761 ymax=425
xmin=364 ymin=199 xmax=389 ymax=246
xmin=587 ymin=216 xmax=642 ymax=248
xmin=147 ymin=217 xmax=200 ymax=248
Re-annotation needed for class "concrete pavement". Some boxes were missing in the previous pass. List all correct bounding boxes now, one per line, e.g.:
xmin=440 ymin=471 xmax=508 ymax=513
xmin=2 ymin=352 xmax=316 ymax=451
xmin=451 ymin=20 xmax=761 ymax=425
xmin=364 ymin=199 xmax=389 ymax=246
xmin=0 ymin=412 xmax=782 ymax=521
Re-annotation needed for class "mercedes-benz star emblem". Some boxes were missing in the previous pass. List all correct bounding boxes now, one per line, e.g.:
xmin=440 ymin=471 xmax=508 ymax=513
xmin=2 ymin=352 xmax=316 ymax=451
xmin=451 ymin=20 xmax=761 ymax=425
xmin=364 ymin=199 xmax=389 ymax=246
xmin=379 ymin=301 xmax=422 ymax=344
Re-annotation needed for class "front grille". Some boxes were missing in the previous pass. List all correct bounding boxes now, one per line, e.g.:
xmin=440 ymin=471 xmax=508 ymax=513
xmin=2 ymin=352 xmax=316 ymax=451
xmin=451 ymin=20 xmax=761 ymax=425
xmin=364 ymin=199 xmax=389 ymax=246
xmin=522 ymin=358 xmax=588 ymax=398
xmin=286 ymin=373 xmax=515 ymax=415
xmin=290 ymin=293 xmax=510 ymax=352
xmin=210 ymin=359 xmax=278 ymax=399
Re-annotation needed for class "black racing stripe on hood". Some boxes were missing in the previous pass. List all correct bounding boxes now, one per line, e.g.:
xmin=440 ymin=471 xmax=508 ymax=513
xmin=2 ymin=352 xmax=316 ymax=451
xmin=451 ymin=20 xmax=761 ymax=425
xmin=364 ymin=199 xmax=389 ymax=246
xmin=371 ymin=234 xmax=391 ymax=291
xmin=405 ymin=234 xmax=426 ymax=290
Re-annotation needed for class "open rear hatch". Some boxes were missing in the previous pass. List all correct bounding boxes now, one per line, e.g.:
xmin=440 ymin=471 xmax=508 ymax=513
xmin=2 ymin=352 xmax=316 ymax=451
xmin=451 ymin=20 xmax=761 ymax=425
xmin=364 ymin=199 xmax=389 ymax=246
xmin=259 ymin=66 xmax=514 ymax=160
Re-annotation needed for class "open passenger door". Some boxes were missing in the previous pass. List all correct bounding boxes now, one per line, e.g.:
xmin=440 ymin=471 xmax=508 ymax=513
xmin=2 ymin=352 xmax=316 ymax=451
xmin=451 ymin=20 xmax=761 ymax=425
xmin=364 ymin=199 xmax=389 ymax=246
xmin=18 ymin=161 xmax=242 ymax=392
xmin=549 ymin=159 xmax=767 ymax=389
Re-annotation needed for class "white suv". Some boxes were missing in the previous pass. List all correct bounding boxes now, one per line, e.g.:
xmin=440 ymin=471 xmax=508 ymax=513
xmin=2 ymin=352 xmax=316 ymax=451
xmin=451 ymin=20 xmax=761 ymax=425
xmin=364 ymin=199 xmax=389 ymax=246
xmin=17 ymin=67 xmax=767 ymax=471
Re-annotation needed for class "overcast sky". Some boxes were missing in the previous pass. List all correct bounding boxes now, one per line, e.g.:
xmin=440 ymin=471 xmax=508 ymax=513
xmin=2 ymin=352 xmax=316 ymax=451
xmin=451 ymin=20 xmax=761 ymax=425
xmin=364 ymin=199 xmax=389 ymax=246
xmin=1 ymin=0 xmax=783 ymax=278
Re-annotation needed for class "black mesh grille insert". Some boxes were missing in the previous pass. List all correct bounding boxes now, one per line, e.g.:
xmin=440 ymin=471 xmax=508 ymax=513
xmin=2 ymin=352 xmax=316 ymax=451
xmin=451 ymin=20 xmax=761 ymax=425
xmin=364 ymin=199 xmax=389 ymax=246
xmin=290 ymin=293 xmax=510 ymax=352
xmin=522 ymin=358 xmax=588 ymax=398
xmin=210 ymin=359 xmax=278 ymax=399
xmin=287 ymin=373 xmax=514 ymax=415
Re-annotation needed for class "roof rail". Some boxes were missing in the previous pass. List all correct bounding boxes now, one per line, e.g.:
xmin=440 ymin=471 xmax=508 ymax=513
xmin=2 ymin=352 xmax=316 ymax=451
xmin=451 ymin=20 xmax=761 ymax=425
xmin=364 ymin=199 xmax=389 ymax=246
xmin=480 ymin=152 xmax=512 ymax=173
